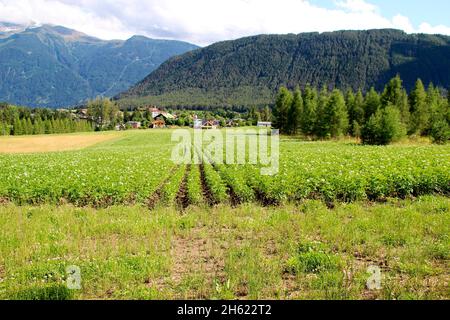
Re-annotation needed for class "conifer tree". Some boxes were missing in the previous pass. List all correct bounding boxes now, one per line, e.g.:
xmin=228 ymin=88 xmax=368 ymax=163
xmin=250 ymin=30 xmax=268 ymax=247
xmin=314 ymin=86 xmax=330 ymax=138
xmin=345 ymin=89 xmax=356 ymax=122
xmin=288 ymin=87 xmax=303 ymax=135
xmin=261 ymin=106 xmax=272 ymax=122
xmin=354 ymin=90 xmax=365 ymax=130
xmin=21 ymin=119 xmax=27 ymax=135
xmin=273 ymin=87 xmax=293 ymax=133
xmin=300 ymin=85 xmax=318 ymax=136
xmin=51 ymin=119 xmax=57 ymax=134
xmin=426 ymin=84 xmax=445 ymax=133
xmin=409 ymin=79 xmax=428 ymax=134
xmin=25 ymin=118 xmax=33 ymax=135
xmin=13 ymin=117 xmax=22 ymax=136
xmin=381 ymin=75 xmax=410 ymax=126
xmin=362 ymin=105 xmax=405 ymax=145
xmin=364 ymin=87 xmax=381 ymax=120
xmin=44 ymin=120 xmax=52 ymax=134
xmin=326 ymin=89 xmax=349 ymax=138
xmin=347 ymin=89 xmax=365 ymax=136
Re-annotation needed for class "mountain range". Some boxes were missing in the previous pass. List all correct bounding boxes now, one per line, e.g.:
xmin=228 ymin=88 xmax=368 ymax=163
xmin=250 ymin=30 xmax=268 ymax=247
xmin=0 ymin=22 xmax=198 ymax=107
xmin=118 ymin=29 xmax=450 ymax=108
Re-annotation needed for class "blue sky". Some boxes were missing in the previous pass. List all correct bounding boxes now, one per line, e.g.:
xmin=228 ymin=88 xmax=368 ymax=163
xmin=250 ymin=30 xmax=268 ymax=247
xmin=311 ymin=0 xmax=450 ymax=27
xmin=0 ymin=0 xmax=449 ymax=45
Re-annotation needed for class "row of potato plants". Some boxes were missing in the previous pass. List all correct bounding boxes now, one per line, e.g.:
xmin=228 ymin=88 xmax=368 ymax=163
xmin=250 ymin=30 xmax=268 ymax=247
xmin=212 ymin=142 xmax=450 ymax=204
xmin=0 ymin=148 xmax=174 ymax=206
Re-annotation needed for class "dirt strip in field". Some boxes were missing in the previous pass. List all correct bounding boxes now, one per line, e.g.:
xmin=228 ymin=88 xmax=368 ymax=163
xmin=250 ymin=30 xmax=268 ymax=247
xmin=176 ymin=164 xmax=191 ymax=211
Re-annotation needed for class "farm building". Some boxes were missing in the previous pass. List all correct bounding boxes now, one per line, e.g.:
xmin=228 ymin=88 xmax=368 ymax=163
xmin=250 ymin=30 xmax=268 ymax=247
xmin=127 ymin=121 xmax=141 ymax=129
xmin=193 ymin=119 xmax=203 ymax=129
xmin=150 ymin=107 xmax=161 ymax=119
xmin=115 ymin=124 xmax=126 ymax=131
xmin=226 ymin=120 xmax=237 ymax=127
xmin=153 ymin=112 xmax=176 ymax=121
xmin=202 ymin=120 xmax=219 ymax=130
xmin=77 ymin=109 xmax=89 ymax=120
xmin=151 ymin=119 xmax=166 ymax=129
xmin=257 ymin=122 xmax=272 ymax=128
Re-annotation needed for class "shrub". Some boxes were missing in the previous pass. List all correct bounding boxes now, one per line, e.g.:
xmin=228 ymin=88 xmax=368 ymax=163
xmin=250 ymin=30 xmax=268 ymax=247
xmin=361 ymin=106 xmax=406 ymax=145
xmin=430 ymin=120 xmax=450 ymax=144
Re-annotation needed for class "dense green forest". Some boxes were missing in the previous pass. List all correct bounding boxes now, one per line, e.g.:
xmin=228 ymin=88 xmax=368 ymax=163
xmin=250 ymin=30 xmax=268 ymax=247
xmin=0 ymin=24 xmax=198 ymax=107
xmin=118 ymin=29 xmax=450 ymax=109
xmin=0 ymin=103 xmax=93 ymax=136
xmin=272 ymin=76 xmax=450 ymax=145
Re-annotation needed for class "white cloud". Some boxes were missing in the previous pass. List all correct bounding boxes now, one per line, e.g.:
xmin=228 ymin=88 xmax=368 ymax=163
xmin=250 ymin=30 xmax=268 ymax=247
xmin=0 ymin=0 xmax=449 ymax=46
xmin=335 ymin=0 xmax=378 ymax=13
xmin=418 ymin=23 xmax=450 ymax=35
xmin=391 ymin=14 xmax=415 ymax=34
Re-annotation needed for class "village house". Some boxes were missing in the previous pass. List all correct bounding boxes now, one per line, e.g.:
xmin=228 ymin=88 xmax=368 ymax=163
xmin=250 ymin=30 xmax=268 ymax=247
xmin=150 ymin=111 xmax=176 ymax=129
xmin=202 ymin=120 xmax=219 ymax=130
xmin=77 ymin=109 xmax=89 ymax=120
xmin=153 ymin=112 xmax=176 ymax=122
xmin=127 ymin=121 xmax=141 ymax=129
xmin=226 ymin=119 xmax=238 ymax=127
xmin=257 ymin=121 xmax=272 ymax=128
xmin=115 ymin=124 xmax=126 ymax=131
xmin=193 ymin=119 xmax=203 ymax=129
xmin=151 ymin=119 xmax=166 ymax=129
xmin=150 ymin=107 xmax=161 ymax=119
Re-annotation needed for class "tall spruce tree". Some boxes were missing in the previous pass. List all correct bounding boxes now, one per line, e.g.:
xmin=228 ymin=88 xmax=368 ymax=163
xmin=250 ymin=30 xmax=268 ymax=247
xmin=261 ymin=106 xmax=272 ymax=122
xmin=326 ymin=89 xmax=349 ymax=138
xmin=347 ymin=89 xmax=365 ymax=136
xmin=381 ymin=75 xmax=410 ymax=126
xmin=273 ymin=87 xmax=293 ymax=133
xmin=288 ymin=87 xmax=303 ymax=135
xmin=345 ymin=89 xmax=356 ymax=124
xmin=25 ymin=118 xmax=33 ymax=135
xmin=300 ymin=85 xmax=318 ymax=136
xmin=409 ymin=79 xmax=428 ymax=134
xmin=314 ymin=86 xmax=330 ymax=138
xmin=364 ymin=87 xmax=381 ymax=121
xmin=13 ymin=117 xmax=22 ymax=136
xmin=44 ymin=120 xmax=52 ymax=134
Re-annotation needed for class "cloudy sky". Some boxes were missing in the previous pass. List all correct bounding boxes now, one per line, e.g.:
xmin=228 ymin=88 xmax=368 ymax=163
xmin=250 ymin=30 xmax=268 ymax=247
xmin=1 ymin=0 xmax=449 ymax=46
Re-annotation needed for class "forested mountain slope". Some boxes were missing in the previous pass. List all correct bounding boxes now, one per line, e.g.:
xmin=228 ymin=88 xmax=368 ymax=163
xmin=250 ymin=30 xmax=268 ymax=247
xmin=118 ymin=29 xmax=450 ymax=108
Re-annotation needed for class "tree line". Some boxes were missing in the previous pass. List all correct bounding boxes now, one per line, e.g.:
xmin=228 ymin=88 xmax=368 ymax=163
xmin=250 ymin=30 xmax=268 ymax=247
xmin=273 ymin=76 xmax=450 ymax=144
xmin=0 ymin=103 xmax=93 ymax=136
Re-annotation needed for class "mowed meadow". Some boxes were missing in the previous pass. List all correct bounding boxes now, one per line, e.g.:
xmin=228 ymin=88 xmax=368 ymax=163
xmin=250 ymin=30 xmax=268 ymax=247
xmin=0 ymin=130 xmax=448 ymax=300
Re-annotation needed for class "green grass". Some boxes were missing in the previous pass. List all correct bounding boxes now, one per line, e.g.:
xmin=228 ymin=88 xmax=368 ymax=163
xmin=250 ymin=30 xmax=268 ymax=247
xmin=0 ymin=197 xmax=448 ymax=300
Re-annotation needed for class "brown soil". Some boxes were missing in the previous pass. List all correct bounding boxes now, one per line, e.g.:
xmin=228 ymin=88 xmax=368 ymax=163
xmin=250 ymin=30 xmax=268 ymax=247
xmin=176 ymin=165 xmax=191 ymax=211
xmin=199 ymin=164 xmax=215 ymax=206
xmin=254 ymin=189 xmax=278 ymax=207
xmin=147 ymin=166 xmax=179 ymax=210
